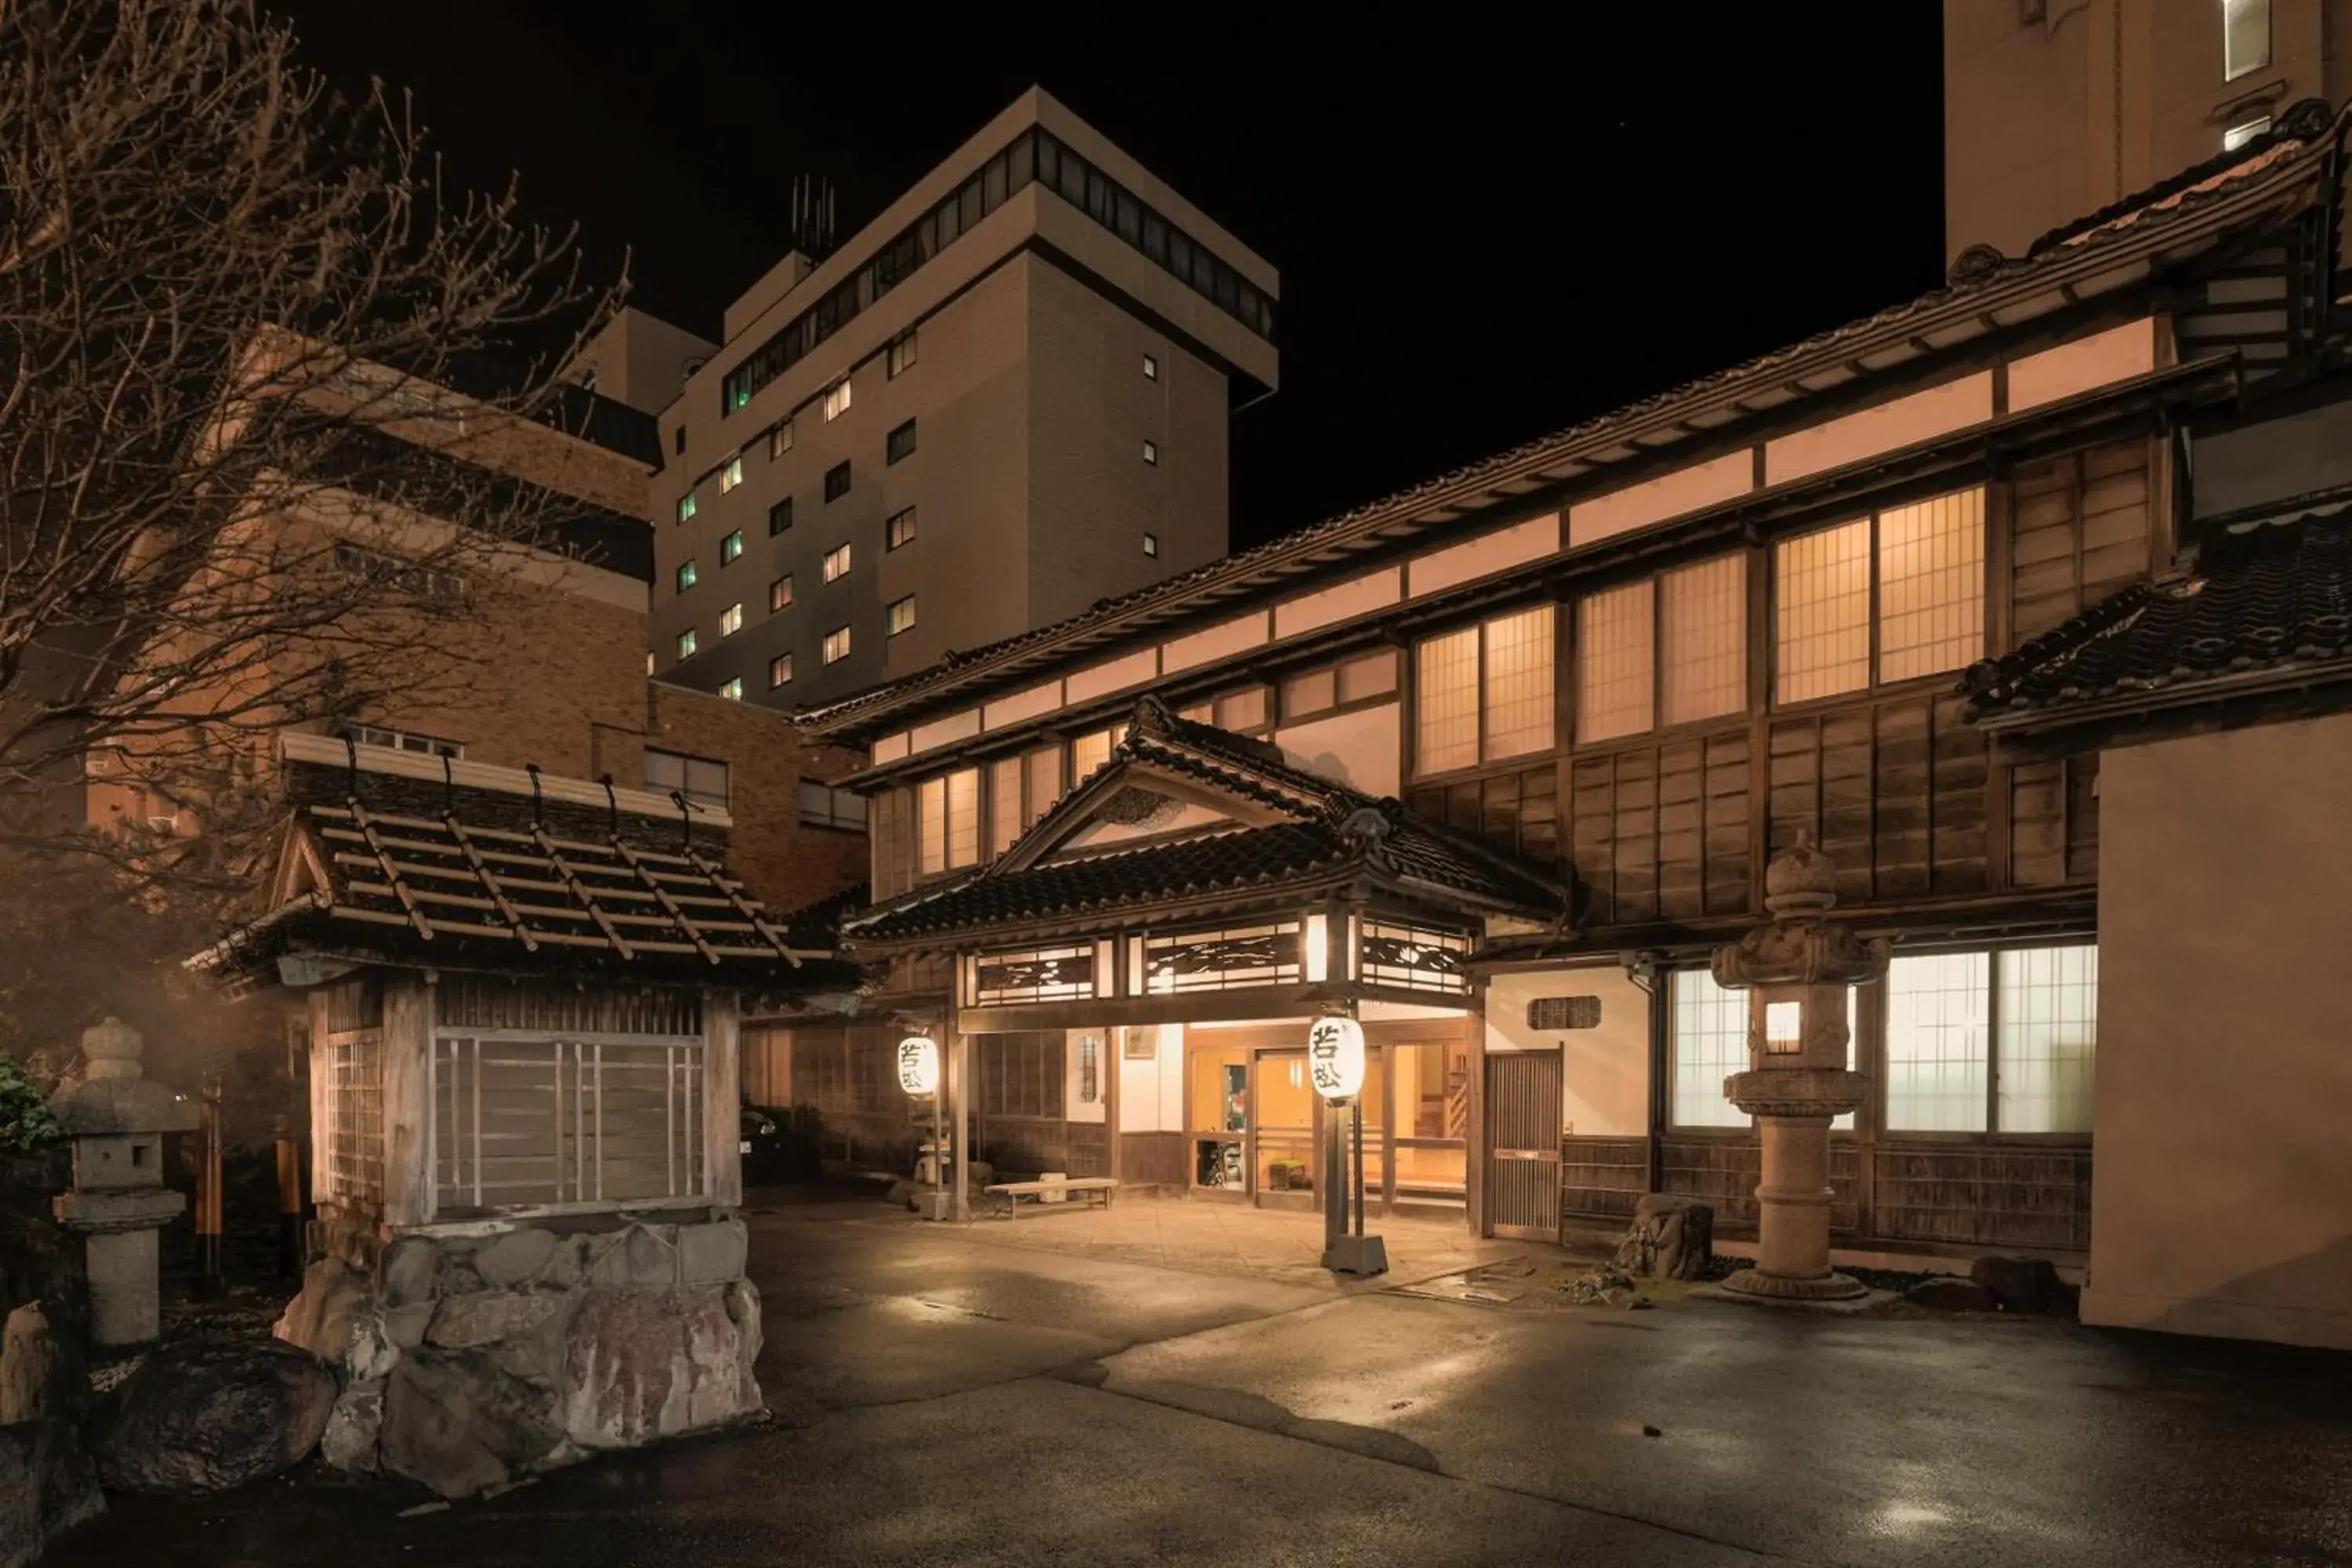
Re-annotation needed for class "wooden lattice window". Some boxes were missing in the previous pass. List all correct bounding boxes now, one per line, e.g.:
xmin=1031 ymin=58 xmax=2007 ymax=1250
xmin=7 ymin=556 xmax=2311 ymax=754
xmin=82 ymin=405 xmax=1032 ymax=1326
xmin=321 ymin=1027 xmax=384 ymax=1211
xmin=430 ymin=1033 xmax=705 ymax=1214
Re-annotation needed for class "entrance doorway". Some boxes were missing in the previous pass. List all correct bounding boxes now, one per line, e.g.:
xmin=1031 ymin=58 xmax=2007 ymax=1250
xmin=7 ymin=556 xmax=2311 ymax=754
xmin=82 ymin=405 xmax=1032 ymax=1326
xmin=1188 ymin=1039 xmax=1248 ymax=1196
xmin=1253 ymin=1048 xmax=1316 ymax=1209
xmin=1485 ymin=1049 xmax=1563 ymax=1240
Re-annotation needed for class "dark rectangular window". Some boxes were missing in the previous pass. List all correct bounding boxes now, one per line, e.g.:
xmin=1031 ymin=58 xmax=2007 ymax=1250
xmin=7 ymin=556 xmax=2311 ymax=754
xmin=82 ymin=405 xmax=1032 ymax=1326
xmin=887 ymin=419 xmax=917 ymax=464
xmin=768 ymin=497 xmax=793 ymax=535
xmin=824 ymin=461 xmax=851 ymax=502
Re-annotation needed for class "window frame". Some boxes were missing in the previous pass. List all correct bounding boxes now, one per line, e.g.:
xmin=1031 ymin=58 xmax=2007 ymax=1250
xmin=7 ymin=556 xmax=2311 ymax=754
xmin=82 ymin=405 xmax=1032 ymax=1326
xmin=886 ymin=419 xmax=917 ymax=464
xmin=644 ymin=747 xmax=729 ymax=811
xmin=2223 ymin=0 xmax=2270 ymax=81
xmin=823 ymin=461 xmax=851 ymax=502
xmin=1411 ymin=601 xmax=1559 ymax=781
xmin=675 ymin=627 xmax=698 ymax=660
xmin=719 ymin=529 xmax=744 ymax=565
xmin=1572 ymin=551 xmax=1751 ymax=750
xmin=886 ymin=332 xmax=916 ymax=379
xmin=1769 ymin=485 xmax=1988 ymax=711
xmin=822 ymin=543 xmax=851 ymax=583
xmin=768 ymin=419 xmax=794 ymax=459
xmin=1142 ymin=353 xmax=1159 ymax=381
xmin=1142 ymin=438 xmax=1160 ymax=466
xmin=768 ymin=497 xmax=794 ymax=535
xmin=886 ymin=506 xmax=917 ymax=551
xmin=822 ymin=625 xmax=851 ymax=664
xmin=675 ymin=492 xmax=697 ymax=524
xmin=674 ymin=560 xmax=699 ymax=593
xmin=718 ymin=676 xmax=743 ymax=700
xmin=822 ymin=378 xmax=853 ymax=422
xmin=1277 ymin=648 xmax=1400 ymax=726
xmin=718 ymin=601 xmax=743 ymax=637
xmin=887 ymin=593 xmax=916 ymax=637
xmin=769 ymin=574 xmax=793 ymax=613
xmin=1665 ymin=939 xmax=2099 ymax=1142
xmin=768 ymin=652 xmax=794 ymax=688
xmin=720 ymin=454 xmax=743 ymax=493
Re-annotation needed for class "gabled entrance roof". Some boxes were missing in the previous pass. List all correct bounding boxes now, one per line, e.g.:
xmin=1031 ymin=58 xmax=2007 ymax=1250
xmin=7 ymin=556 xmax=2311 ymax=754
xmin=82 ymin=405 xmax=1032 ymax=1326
xmin=841 ymin=696 xmax=1570 ymax=949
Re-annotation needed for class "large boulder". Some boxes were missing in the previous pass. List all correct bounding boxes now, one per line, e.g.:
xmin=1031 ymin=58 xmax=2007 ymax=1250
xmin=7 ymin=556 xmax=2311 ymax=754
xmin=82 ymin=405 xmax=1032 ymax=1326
xmin=273 ymin=1255 xmax=371 ymax=1363
xmin=1613 ymin=1194 xmax=1715 ymax=1280
xmin=94 ymin=1338 xmax=334 ymax=1494
xmin=560 ymin=1282 xmax=762 ymax=1452
xmin=379 ymin=1348 xmax=564 ymax=1500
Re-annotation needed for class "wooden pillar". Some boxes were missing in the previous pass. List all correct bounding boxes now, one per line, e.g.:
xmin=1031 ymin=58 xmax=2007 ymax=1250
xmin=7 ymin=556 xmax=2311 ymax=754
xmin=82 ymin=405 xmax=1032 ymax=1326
xmin=1465 ymin=979 xmax=1488 ymax=1237
xmin=380 ymin=974 xmax=432 ymax=1229
xmin=706 ymin=989 xmax=743 ymax=1208
xmin=949 ymin=997 xmax=971 ymax=1222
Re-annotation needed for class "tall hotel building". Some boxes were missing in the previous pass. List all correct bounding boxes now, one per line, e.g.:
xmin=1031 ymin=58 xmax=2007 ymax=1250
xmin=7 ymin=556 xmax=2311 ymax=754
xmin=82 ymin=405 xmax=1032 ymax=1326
xmin=598 ymin=89 xmax=1280 ymax=710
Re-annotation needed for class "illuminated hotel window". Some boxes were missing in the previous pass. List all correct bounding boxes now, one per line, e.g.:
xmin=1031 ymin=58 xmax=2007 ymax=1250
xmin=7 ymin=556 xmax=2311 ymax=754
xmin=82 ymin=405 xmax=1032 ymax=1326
xmin=822 ymin=625 xmax=850 ymax=663
xmin=822 ymin=379 xmax=852 ymax=422
xmin=720 ymin=529 xmax=743 ymax=565
xmin=887 ymin=332 xmax=917 ymax=378
xmin=1416 ymin=604 xmax=1554 ymax=774
xmin=720 ymin=455 xmax=743 ymax=493
xmin=1659 ymin=553 xmax=1747 ymax=724
xmin=719 ymin=677 xmax=742 ymax=701
xmin=768 ymin=652 xmax=793 ymax=688
xmin=1774 ymin=518 xmax=1872 ymax=702
xmin=887 ymin=506 xmax=917 ymax=550
xmin=719 ymin=602 xmax=743 ymax=637
xmin=887 ymin=595 xmax=916 ymax=636
xmin=768 ymin=419 xmax=793 ymax=459
xmin=2224 ymin=0 xmax=2270 ymax=81
xmin=676 ymin=627 xmax=698 ymax=659
xmin=675 ymin=560 xmax=698 ymax=593
xmin=1875 ymin=488 xmax=1984 ymax=683
xmin=1576 ymin=580 xmax=1653 ymax=743
xmin=676 ymin=492 xmax=697 ymax=524
xmin=823 ymin=543 xmax=851 ymax=583
xmin=769 ymin=575 xmax=793 ymax=612
xmin=1776 ymin=488 xmax=1983 ymax=703
xmin=919 ymin=768 xmax=981 ymax=874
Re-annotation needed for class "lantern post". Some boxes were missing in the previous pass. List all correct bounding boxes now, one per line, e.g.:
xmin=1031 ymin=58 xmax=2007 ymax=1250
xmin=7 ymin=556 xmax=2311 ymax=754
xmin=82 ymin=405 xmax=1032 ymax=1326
xmin=1308 ymin=1007 xmax=1386 ymax=1276
xmin=897 ymin=1033 xmax=948 ymax=1221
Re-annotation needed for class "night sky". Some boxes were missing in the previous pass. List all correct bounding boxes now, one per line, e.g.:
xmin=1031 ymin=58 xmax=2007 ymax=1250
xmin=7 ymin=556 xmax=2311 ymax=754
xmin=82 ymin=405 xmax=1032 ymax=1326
xmin=274 ymin=5 xmax=1945 ymax=553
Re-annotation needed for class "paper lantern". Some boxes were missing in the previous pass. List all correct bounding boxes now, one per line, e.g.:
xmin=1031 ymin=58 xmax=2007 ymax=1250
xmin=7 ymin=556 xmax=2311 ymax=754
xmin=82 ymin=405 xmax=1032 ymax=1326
xmin=896 ymin=1035 xmax=940 ymax=1097
xmin=1306 ymin=1014 xmax=1365 ymax=1100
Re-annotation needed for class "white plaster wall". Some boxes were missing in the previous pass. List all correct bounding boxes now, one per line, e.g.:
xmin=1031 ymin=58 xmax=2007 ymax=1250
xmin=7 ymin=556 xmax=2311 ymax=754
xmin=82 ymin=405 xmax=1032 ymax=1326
xmin=1569 ymin=449 xmax=1753 ymax=550
xmin=2085 ymin=713 xmax=2352 ymax=1349
xmin=1276 ymin=703 xmax=1401 ymax=799
xmin=1484 ymin=966 xmax=1649 ymax=1138
xmin=1272 ymin=567 xmax=1399 ymax=640
xmin=1764 ymin=373 xmax=1993 ymax=485
xmin=1116 ymin=1023 xmax=1184 ymax=1132
xmin=2006 ymin=318 xmax=2156 ymax=412
xmin=1408 ymin=514 xmax=1559 ymax=598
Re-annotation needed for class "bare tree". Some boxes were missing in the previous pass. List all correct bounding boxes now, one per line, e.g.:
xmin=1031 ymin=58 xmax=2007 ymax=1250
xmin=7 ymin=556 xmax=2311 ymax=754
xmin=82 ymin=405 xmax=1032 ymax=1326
xmin=0 ymin=0 xmax=626 ymax=898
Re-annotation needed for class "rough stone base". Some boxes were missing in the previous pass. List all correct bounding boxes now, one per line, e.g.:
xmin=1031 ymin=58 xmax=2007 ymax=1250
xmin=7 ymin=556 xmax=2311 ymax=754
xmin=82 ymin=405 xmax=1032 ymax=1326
xmin=1719 ymin=1265 xmax=1868 ymax=1302
xmin=278 ymin=1211 xmax=762 ymax=1499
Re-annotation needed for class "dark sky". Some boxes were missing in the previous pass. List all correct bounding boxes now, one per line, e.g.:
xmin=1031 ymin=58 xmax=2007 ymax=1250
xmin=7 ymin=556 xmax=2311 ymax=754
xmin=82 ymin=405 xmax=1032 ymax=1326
xmin=274 ymin=5 xmax=1945 ymax=552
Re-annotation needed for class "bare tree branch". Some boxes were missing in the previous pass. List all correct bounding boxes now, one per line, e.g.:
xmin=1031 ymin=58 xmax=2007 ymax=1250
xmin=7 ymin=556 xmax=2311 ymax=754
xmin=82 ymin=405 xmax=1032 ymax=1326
xmin=0 ymin=0 xmax=628 ymax=900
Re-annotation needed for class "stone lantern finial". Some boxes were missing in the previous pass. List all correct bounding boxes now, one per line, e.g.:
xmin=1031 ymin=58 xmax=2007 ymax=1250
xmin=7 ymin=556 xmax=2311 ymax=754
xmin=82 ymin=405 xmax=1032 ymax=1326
xmin=80 ymin=1016 xmax=144 ymax=1080
xmin=1762 ymin=829 xmax=1838 ymax=920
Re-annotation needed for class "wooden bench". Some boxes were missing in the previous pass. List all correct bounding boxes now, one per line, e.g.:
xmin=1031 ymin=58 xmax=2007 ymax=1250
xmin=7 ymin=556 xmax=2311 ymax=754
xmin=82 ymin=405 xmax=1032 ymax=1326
xmin=985 ymin=1176 xmax=1119 ymax=1214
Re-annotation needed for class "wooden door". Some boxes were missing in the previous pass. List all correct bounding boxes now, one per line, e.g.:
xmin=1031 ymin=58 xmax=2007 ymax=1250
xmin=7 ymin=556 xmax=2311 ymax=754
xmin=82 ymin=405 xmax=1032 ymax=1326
xmin=1484 ymin=1050 xmax=1563 ymax=1240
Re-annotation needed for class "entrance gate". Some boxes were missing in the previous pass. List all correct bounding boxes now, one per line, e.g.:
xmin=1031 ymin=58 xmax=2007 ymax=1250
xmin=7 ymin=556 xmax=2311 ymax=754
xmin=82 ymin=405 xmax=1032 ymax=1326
xmin=1484 ymin=1049 xmax=1562 ymax=1240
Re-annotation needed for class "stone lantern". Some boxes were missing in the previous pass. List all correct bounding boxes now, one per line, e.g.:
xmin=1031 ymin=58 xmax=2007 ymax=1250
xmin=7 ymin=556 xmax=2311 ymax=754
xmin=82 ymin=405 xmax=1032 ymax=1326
xmin=49 ymin=1017 xmax=198 ymax=1346
xmin=1710 ymin=834 xmax=1887 ymax=1301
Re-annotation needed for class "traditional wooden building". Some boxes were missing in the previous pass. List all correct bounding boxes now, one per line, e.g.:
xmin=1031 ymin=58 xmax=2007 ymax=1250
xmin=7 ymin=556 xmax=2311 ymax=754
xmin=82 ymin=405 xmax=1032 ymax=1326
xmin=760 ymin=100 xmax=2352 ymax=1315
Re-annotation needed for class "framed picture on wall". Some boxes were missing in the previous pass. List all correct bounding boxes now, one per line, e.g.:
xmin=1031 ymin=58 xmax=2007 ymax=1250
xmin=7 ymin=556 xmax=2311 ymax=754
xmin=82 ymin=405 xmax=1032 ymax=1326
xmin=1122 ymin=1025 xmax=1157 ymax=1061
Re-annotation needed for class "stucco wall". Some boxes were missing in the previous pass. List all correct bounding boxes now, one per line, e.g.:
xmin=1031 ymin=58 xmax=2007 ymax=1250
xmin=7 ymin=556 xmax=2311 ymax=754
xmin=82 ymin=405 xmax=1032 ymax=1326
xmin=2085 ymin=712 xmax=2352 ymax=1348
xmin=1484 ymin=966 xmax=1650 ymax=1138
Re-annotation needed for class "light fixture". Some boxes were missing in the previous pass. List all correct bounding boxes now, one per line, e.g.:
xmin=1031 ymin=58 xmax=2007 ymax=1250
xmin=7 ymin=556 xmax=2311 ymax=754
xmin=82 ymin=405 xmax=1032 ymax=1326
xmin=895 ymin=1034 xmax=939 ymax=1096
xmin=1764 ymin=1000 xmax=1803 ymax=1055
xmin=1306 ymin=1014 xmax=1366 ymax=1099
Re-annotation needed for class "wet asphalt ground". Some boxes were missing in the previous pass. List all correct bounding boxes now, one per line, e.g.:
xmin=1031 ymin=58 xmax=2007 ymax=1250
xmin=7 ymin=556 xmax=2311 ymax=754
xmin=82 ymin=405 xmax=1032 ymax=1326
xmin=49 ymin=1190 xmax=2352 ymax=1566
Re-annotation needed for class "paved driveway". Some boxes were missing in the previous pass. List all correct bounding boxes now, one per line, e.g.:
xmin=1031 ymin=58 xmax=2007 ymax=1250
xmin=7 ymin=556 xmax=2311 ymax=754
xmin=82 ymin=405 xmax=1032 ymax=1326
xmin=52 ymin=1191 xmax=2352 ymax=1566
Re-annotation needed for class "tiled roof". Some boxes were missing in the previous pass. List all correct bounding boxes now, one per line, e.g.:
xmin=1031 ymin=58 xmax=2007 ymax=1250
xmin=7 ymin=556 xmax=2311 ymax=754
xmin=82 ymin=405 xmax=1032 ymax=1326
xmin=844 ymin=698 xmax=1567 ymax=945
xmin=191 ymin=757 xmax=849 ymax=991
xmin=1961 ymin=503 xmax=2352 ymax=724
xmin=797 ymin=100 xmax=2349 ymax=742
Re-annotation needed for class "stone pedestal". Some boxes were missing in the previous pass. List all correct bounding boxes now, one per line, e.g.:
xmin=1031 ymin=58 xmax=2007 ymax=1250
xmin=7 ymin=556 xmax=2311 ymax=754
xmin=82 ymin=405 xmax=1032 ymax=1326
xmin=48 ymin=1018 xmax=198 ymax=1348
xmin=1710 ymin=837 xmax=1886 ymax=1305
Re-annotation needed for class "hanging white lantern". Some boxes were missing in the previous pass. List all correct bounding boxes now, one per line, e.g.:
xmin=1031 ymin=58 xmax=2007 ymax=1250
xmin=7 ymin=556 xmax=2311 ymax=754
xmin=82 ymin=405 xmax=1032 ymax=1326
xmin=1306 ymin=1014 xmax=1365 ymax=1099
xmin=896 ymin=1034 xmax=940 ymax=1097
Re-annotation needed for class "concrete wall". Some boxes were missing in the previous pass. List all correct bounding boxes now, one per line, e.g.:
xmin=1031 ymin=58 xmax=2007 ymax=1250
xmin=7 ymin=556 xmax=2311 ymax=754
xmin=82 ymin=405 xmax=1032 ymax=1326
xmin=2085 ymin=712 xmax=2352 ymax=1348
xmin=1944 ymin=0 xmax=2346 ymax=264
